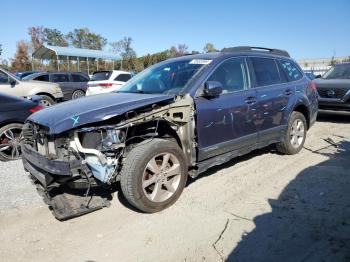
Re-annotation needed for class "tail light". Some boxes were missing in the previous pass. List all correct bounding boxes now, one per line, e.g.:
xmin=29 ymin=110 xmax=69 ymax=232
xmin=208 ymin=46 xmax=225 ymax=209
xmin=99 ymin=83 xmax=113 ymax=89
xmin=29 ymin=105 xmax=44 ymax=113
xmin=308 ymin=80 xmax=317 ymax=92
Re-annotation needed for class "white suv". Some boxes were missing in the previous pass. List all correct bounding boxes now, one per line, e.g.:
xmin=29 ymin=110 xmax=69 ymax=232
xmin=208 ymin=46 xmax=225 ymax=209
xmin=86 ymin=70 xmax=132 ymax=96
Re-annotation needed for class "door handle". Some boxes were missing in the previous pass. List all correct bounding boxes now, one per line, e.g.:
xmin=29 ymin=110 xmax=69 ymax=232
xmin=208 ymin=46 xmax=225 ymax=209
xmin=284 ymin=89 xmax=293 ymax=96
xmin=245 ymin=97 xmax=257 ymax=105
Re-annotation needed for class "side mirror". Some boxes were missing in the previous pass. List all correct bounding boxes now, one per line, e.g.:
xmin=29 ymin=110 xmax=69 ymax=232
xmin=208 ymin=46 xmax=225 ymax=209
xmin=315 ymin=74 xmax=322 ymax=79
xmin=203 ymin=81 xmax=223 ymax=98
xmin=10 ymin=79 xmax=17 ymax=87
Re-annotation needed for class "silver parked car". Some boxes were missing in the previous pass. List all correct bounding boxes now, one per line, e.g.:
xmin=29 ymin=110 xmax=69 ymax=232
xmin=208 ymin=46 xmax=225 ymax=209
xmin=0 ymin=68 xmax=63 ymax=106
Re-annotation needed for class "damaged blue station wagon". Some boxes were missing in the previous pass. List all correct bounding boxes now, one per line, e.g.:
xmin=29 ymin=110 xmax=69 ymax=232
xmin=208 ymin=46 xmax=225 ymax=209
xmin=21 ymin=46 xmax=318 ymax=220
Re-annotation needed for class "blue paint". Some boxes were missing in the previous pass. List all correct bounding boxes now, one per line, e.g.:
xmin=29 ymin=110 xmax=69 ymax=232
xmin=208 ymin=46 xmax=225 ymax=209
xmin=71 ymin=116 xmax=80 ymax=127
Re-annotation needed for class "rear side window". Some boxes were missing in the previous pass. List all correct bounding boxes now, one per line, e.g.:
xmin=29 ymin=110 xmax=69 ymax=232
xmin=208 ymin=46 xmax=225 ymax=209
xmin=251 ymin=57 xmax=281 ymax=86
xmin=52 ymin=74 xmax=70 ymax=83
xmin=208 ymin=57 xmax=248 ymax=93
xmin=71 ymin=74 xmax=88 ymax=82
xmin=92 ymin=71 xmax=112 ymax=81
xmin=115 ymin=74 xmax=131 ymax=82
xmin=34 ymin=74 xmax=49 ymax=82
xmin=279 ymin=60 xmax=303 ymax=81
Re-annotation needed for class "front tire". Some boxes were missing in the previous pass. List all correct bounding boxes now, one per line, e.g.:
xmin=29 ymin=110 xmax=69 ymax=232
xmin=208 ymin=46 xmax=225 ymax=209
xmin=120 ymin=139 xmax=187 ymax=213
xmin=39 ymin=95 xmax=55 ymax=107
xmin=276 ymin=111 xmax=307 ymax=155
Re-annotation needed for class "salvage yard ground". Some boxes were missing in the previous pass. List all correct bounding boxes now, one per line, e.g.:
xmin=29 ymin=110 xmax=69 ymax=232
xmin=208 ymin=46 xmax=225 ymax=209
xmin=0 ymin=112 xmax=349 ymax=262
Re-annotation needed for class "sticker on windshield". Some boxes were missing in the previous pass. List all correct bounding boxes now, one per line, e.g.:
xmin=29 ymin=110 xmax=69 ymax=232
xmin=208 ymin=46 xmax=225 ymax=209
xmin=189 ymin=59 xmax=212 ymax=65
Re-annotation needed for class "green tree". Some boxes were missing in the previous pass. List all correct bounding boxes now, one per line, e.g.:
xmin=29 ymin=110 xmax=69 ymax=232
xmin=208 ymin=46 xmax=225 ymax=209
xmin=66 ymin=28 xmax=107 ymax=50
xmin=11 ymin=40 xmax=31 ymax=71
xmin=203 ymin=42 xmax=216 ymax=53
xmin=43 ymin=28 xmax=68 ymax=46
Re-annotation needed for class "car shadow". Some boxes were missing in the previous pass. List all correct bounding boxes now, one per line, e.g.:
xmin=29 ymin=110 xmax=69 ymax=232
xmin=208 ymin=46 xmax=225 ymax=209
xmin=226 ymin=140 xmax=350 ymax=262
xmin=317 ymin=110 xmax=350 ymax=124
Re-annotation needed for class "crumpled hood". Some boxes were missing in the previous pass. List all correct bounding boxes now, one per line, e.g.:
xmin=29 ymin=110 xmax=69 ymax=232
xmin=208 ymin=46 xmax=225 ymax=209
xmin=29 ymin=93 xmax=174 ymax=134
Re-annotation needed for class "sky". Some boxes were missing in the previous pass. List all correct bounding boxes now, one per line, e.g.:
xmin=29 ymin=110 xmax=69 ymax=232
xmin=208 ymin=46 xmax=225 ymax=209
xmin=1 ymin=0 xmax=349 ymax=60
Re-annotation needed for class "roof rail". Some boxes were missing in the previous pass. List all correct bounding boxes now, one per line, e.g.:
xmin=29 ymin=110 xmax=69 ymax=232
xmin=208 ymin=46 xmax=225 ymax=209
xmin=221 ymin=46 xmax=290 ymax=58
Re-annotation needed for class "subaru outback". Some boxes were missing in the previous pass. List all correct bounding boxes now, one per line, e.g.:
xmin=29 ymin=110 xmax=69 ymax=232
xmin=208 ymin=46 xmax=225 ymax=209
xmin=21 ymin=46 xmax=318 ymax=220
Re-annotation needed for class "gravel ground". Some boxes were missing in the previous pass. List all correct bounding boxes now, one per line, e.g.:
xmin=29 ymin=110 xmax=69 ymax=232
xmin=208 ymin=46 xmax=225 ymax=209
xmin=0 ymin=160 xmax=41 ymax=209
xmin=0 ymin=112 xmax=349 ymax=262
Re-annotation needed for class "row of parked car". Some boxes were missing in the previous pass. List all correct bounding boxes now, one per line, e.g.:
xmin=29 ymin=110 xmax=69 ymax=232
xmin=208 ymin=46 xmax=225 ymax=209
xmin=0 ymin=68 xmax=133 ymax=161
xmin=0 ymin=68 xmax=133 ymax=106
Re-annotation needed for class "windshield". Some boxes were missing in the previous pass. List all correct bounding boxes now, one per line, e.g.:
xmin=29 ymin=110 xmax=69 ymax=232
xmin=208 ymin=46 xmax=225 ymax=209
xmin=2 ymin=69 xmax=21 ymax=81
xmin=322 ymin=64 xmax=350 ymax=79
xmin=91 ymin=71 xmax=112 ymax=81
xmin=118 ymin=59 xmax=211 ymax=95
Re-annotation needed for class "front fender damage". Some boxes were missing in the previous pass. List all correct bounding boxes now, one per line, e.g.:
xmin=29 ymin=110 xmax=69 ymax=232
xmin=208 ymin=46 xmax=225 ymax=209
xmin=23 ymin=95 xmax=197 ymax=220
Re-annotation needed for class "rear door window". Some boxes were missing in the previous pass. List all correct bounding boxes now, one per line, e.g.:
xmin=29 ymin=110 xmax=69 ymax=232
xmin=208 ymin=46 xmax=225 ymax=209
xmin=115 ymin=74 xmax=131 ymax=82
xmin=71 ymin=74 xmax=88 ymax=82
xmin=34 ymin=74 xmax=49 ymax=82
xmin=278 ymin=60 xmax=303 ymax=81
xmin=251 ymin=57 xmax=281 ymax=86
xmin=52 ymin=74 xmax=70 ymax=83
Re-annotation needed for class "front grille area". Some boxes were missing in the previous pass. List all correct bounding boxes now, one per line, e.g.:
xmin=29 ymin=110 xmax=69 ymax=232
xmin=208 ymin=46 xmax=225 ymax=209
xmin=317 ymin=88 xmax=349 ymax=99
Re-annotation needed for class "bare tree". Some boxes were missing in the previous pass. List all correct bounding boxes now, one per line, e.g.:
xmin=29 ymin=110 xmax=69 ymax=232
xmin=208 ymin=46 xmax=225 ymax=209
xmin=11 ymin=40 xmax=31 ymax=71
xmin=28 ymin=26 xmax=44 ymax=51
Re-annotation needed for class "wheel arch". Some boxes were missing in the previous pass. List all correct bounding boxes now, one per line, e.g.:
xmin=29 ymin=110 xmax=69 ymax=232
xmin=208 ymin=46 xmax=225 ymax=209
xmin=0 ymin=120 xmax=24 ymax=129
xmin=125 ymin=119 xmax=190 ymax=166
xmin=293 ymin=103 xmax=311 ymax=129
xmin=35 ymin=92 xmax=56 ymax=101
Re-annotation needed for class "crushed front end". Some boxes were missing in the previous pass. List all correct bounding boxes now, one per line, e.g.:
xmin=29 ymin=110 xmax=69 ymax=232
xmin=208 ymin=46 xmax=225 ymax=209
xmin=21 ymin=122 xmax=125 ymax=220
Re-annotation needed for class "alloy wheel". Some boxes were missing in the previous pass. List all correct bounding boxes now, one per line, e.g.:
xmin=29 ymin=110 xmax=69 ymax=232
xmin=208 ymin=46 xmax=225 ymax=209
xmin=72 ymin=90 xmax=85 ymax=99
xmin=142 ymin=153 xmax=181 ymax=202
xmin=40 ymin=99 xmax=52 ymax=107
xmin=0 ymin=127 xmax=23 ymax=160
xmin=290 ymin=119 xmax=305 ymax=148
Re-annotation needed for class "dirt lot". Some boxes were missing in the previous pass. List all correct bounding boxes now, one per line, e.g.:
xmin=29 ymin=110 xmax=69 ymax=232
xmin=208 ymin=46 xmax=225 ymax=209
xmin=0 ymin=112 xmax=349 ymax=262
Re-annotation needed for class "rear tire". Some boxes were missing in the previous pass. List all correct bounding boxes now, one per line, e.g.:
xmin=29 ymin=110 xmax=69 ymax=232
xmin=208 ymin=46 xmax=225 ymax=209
xmin=71 ymin=90 xmax=85 ymax=100
xmin=39 ymin=95 xmax=55 ymax=107
xmin=276 ymin=111 xmax=307 ymax=155
xmin=120 ymin=139 xmax=187 ymax=213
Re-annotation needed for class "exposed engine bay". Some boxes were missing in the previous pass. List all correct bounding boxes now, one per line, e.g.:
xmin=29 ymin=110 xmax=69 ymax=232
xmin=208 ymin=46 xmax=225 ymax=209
xmin=21 ymin=95 xmax=196 ymax=220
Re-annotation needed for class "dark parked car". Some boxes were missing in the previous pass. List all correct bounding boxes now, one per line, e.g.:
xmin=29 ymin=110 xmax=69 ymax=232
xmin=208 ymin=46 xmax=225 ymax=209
xmin=23 ymin=72 xmax=89 ymax=100
xmin=15 ymin=71 xmax=42 ymax=80
xmin=314 ymin=62 xmax=350 ymax=111
xmin=21 ymin=46 xmax=318 ymax=220
xmin=0 ymin=93 xmax=43 ymax=161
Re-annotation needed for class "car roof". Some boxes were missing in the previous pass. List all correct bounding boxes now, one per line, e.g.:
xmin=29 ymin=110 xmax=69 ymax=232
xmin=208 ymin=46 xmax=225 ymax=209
xmin=335 ymin=62 xmax=350 ymax=66
xmin=166 ymin=50 xmax=293 ymax=64
xmin=93 ymin=70 xmax=130 ymax=74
